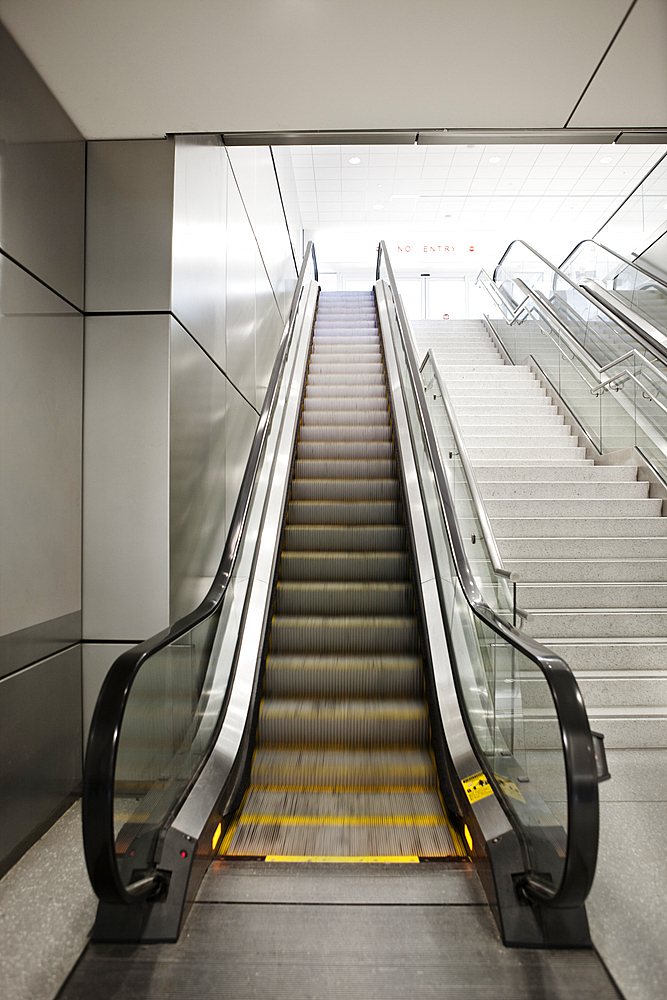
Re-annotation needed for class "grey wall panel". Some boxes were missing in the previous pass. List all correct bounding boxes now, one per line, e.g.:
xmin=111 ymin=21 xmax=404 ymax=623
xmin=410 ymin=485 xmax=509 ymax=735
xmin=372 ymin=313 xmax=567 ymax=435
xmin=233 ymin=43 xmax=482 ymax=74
xmin=169 ymin=317 xmax=229 ymax=623
xmin=271 ymin=146 xmax=302 ymax=270
xmin=0 ymin=612 xmax=81 ymax=682
xmin=0 ymin=255 xmax=83 ymax=640
xmin=0 ymin=25 xmax=84 ymax=308
xmin=0 ymin=645 xmax=82 ymax=869
xmin=83 ymin=314 xmax=170 ymax=641
xmin=172 ymin=135 xmax=228 ymax=368
xmin=85 ymin=139 xmax=175 ymax=313
xmin=82 ymin=643 xmax=135 ymax=750
xmin=255 ymin=265 xmax=285 ymax=407
xmin=225 ymin=178 xmax=259 ymax=408
xmin=636 ymin=232 xmax=667 ymax=282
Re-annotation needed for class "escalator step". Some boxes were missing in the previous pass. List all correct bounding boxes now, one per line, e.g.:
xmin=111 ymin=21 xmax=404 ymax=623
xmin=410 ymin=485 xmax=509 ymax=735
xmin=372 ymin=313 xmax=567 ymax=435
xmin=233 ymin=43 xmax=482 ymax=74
xmin=299 ymin=423 xmax=392 ymax=442
xmin=265 ymin=655 xmax=423 ymax=698
xmin=290 ymin=478 xmax=399 ymax=501
xmin=294 ymin=458 xmax=397 ymax=479
xmin=301 ymin=409 xmax=390 ymax=426
xmin=258 ymin=698 xmax=429 ymax=746
xmin=287 ymin=500 xmax=401 ymax=524
xmin=283 ymin=524 xmax=405 ymax=551
xmin=276 ymin=582 xmax=414 ymax=616
xmin=250 ymin=747 xmax=436 ymax=787
xmin=279 ymin=551 xmax=409 ymax=581
xmin=269 ymin=615 xmax=418 ymax=654
xmin=297 ymin=441 xmax=394 ymax=461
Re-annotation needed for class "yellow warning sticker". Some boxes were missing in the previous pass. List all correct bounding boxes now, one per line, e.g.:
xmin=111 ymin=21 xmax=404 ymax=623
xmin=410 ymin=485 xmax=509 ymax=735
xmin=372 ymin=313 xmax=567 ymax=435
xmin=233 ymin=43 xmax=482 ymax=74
xmin=265 ymin=855 xmax=420 ymax=863
xmin=462 ymin=771 xmax=494 ymax=804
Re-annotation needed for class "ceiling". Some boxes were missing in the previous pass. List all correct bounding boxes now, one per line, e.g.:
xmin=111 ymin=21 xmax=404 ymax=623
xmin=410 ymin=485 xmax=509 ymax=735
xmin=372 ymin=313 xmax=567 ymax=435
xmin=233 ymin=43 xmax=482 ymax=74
xmin=0 ymin=0 xmax=665 ymax=140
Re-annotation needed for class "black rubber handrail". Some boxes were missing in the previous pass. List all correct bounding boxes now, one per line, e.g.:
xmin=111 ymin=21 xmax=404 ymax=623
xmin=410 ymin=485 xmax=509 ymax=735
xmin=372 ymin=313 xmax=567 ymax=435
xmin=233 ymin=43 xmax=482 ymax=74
xmin=376 ymin=240 xmax=599 ymax=909
xmin=83 ymin=242 xmax=318 ymax=905
xmin=494 ymin=239 xmax=667 ymax=367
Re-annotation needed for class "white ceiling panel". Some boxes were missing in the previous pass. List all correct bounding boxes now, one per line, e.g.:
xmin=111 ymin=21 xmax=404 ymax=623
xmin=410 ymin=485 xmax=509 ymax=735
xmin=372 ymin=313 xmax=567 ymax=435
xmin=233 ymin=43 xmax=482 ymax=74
xmin=0 ymin=0 xmax=652 ymax=138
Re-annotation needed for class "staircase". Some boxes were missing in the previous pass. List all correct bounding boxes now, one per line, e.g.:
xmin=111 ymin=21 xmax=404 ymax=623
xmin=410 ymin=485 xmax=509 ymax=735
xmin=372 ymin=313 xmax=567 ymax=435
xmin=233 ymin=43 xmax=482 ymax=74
xmin=221 ymin=292 xmax=463 ymax=858
xmin=413 ymin=318 xmax=667 ymax=749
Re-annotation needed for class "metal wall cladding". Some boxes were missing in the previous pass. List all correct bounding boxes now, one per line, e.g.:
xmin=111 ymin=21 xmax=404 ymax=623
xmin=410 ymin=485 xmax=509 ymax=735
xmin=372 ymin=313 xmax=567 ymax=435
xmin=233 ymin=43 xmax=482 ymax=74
xmin=0 ymin=645 xmax=82 ymax=871
xmin=0 ymin=25 xmax=85 ymax=309
xmin=82 ymin=314 xmax=170 ymax=641
xmin=0 ymin=255 xmax=83 ymax=644
xmin=85 ymin=139 xmax=175 ymax=313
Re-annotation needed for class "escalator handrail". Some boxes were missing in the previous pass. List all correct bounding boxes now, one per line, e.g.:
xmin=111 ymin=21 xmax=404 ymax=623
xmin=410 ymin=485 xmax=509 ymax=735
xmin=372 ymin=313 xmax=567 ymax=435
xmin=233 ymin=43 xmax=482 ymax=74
xmin=376 ymin=240 xmax=599 ymax=909
xmin=560 ymin=238 xmax=667 ymax=291
xmin=83 ymin=242 xmax=318 ymax=905
xmin=493 ymin=239 xmax=667 ymax=366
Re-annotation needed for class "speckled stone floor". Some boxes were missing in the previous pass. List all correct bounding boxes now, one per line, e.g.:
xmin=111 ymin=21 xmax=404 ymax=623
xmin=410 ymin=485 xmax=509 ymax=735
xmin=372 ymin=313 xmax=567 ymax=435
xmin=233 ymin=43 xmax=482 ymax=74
xmin=0 ymin=802 xmax=96 ymax=1000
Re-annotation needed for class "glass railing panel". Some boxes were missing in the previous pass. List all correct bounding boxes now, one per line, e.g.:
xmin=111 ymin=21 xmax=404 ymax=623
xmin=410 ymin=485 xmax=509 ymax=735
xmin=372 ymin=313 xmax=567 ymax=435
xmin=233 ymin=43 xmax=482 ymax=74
xmin=383 ymin=276 xmax=573 ymax=897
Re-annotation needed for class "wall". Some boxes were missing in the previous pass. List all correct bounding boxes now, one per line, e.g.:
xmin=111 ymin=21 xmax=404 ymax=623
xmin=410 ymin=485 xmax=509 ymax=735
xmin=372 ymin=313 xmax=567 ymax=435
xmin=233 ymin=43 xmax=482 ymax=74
xmin=0 ymin=23 xmax=85 ymax=873
xmin=82 ymin=136 xmax=298 ymax=729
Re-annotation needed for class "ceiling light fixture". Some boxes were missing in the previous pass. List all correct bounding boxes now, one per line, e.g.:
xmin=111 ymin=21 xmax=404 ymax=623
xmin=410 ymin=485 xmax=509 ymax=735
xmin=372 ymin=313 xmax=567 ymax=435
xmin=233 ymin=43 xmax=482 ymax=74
xmin=488 ymin=156 xmax=501 ymax=164
xmin=348 ymin=156 xmax=361 ymax=164
xmin=373 ymin=204 xmax=385 ymax=210
xmin=600 ymin=156 xmax=613 ymax=163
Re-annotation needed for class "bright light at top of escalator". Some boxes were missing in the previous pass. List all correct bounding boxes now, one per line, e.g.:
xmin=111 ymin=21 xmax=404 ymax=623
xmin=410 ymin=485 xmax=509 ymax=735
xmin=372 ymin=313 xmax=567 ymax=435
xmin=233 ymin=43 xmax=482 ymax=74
xmin=348 ymin=156 xmax=361 ymax=164
xmin=600 ymin=156 xmax=613 ymax=163
xmin=488 ymin=156 xmax=501 ymax=163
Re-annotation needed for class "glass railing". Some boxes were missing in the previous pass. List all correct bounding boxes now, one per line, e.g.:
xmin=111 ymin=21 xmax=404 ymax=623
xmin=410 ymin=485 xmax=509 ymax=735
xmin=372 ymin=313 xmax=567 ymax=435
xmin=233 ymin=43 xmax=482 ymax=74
xmin=419 ymin=351 xmax=522 ymax=626
xmin=560 ymin=239 xmax=667 ymax=341
xmin=377 ymin=241 xmax=600 ymax=911
xmin=83 ymin=244 xmax=319 ymax=904
xmin=479 ymin=256 xmax=667 ymax=485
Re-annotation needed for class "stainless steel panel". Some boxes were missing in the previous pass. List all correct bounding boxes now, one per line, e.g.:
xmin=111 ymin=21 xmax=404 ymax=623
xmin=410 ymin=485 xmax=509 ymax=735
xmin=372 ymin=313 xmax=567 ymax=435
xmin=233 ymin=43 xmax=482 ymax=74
xmin=0 ymin=255 xmax=83 ymax=638
xmin=225 ymin=179 xmax=258 ymax=407
xmin=225 ymin=382 xmax=259 ymax=544
xmin=85 ymin=140 xmax=175 ymax=313
xmin=83 ymin=314 xmax=170 ymax=640
xmin=271 ymin=146 xmax=302 ymax=278
xmin=0 ymin=25 xmax=84 ymax=308
xmin=254 ymin=268 xmax=284 ymax=408
xmin=172 ymin=135 xmax=228 ymax=368
xmin=169 ymin=317 xmax=228 ymax=623
xmin=0 ymin=645 xmax=82 ymax=869
xmin=82 ymin=642 xmax=135 ymax=748
xmin=227 ymin=146 xmax=297 ymax=322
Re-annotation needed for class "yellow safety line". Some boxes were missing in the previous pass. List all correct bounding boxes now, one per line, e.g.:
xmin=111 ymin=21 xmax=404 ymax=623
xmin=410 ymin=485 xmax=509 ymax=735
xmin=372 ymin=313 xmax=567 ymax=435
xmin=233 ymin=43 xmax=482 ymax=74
xmin=235 ymin=814 xmax=450 ymax=827
xmin=246 ymin=784 xmax=438 ymax=793
xmin=265 ymin=855 xmax=420 ymax=863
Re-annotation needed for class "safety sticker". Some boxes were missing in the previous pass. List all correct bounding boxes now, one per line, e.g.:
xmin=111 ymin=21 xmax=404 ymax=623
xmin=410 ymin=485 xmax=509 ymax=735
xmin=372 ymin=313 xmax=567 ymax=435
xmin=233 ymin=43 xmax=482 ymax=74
xmin=462 ymin=771 xmax=494 ymax=804
xmin=495 ymin=775 xmax=526 ymax=804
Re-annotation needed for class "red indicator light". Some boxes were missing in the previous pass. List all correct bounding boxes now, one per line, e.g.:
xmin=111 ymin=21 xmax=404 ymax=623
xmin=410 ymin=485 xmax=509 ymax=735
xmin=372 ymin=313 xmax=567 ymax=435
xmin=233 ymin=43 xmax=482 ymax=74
xmin=180 ymin=850 xmax=188 ymax=858
xmin=129 ymin=850 xmax=134 ymax=857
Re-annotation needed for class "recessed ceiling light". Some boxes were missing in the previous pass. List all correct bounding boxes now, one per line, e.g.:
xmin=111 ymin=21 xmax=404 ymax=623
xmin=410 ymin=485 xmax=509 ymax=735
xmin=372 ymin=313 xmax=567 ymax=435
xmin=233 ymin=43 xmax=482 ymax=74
xmin=600 ymin=156 xmax=613 ymax=163
xmin=373 ymin=204 xmax=385 ymax=210
xmin=377 ymin=184 xmax=383 ymax=188
xmin=445 ymin=214 xmax=452 ymax=218
xmin=467 ymin=144 xmax=476 ymax=149
xmin=348 ymin=156 xmax=361 ymax=164
xmin=488 ymin=156 xmax=501 ymax=163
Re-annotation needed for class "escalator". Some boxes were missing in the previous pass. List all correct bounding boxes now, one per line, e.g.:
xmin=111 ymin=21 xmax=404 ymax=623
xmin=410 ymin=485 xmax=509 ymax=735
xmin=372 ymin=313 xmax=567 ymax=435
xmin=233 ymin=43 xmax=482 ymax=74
xmin=80 ymin=243 xmax=602 ymax=971
xmin=222 ymin=291 xmax=462 ymax=860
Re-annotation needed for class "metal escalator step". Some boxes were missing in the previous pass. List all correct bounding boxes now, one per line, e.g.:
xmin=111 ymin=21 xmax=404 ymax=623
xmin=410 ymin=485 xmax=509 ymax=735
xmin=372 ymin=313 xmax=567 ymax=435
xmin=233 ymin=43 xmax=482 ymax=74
xmin=309 ymin=357 xmax=382 ymax=369
xmin=287 ymin=500 xmax=401 ymax=525
xmin=290 ymin=479 xmax=399 ymax=502
xmin=294 ymin=459 xmax=396 ymax=479
xmin=280 ymin=551 xmax=409 ymax=581
xmin=299 ymin=424 xmax=391 ymax=442
xmin=307 ymin=373 xmax=385 ymax=387
xmin=301 ymin=409 xmax=390 ymax=426
xmin=276 ymin=582 xmax=414 ymax=616
xmin=250 ymin=747 xmax=436 ymax=787
xmin=308 ymin=364 xmax=384 ymax=377
xmin=258 ymin=698 xmax=429 ymax=746
xmin=269 ymin=615 xmax=418 ymax=653
xmin=310 ymin=343 xmax=381 ymax=354
xmin=283 ymin=524 xmax=405 ymax=551
xmin=303 ymin=394 xmax=387 ymax=408
xmin=265 ymin=655 xmax=423 ymax=698
xmin=305 ymin=385 xmax=387 ymax=398
xmin=297 ymin=441 xmax=394 ymax=461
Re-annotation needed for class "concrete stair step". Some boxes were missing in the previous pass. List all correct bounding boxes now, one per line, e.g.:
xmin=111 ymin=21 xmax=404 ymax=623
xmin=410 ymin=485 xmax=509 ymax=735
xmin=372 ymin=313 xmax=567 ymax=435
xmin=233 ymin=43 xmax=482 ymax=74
xmin=480 ymin=481 xmax=649 ymax=499
xmin=469 ymin=457 xmax=594 ymax=467
xmin=519 ymin=581 xmax=667 ymax=609
xmin=522 ymin=706 xmax=667 ymax=749
xmin=498 ymin=536 xmax=667 ymax=558
xmin=475 ymin=464 xmax=638 ymax=482
xmin=521 ymin=671 xmax=667 ymax=709
xmin=489 ymin=516 xmax=667 ymax=537
xmin=485 ymin=497 xmax=661 ymax=517
xmin=546 ymin=638 xmax=667 ymax=670
xmin=450 ymin=433 xmax=579 ymax=450
xmin=526 ymin=609 xmax=667 ymax=638
xmin=468 ymin=446 xmax=589 ymax=461
xmin=506 ymin=558 xmax=667 ymax=582
xmin=456 ymin=414 xmax=566 ymax=427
